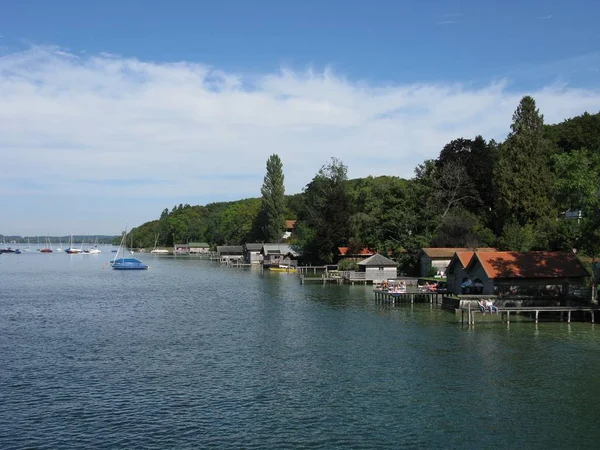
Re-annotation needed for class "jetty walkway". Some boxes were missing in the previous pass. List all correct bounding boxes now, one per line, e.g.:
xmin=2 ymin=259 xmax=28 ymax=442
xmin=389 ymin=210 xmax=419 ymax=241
xmin=461 ymin=305 xmax=600 ymax=326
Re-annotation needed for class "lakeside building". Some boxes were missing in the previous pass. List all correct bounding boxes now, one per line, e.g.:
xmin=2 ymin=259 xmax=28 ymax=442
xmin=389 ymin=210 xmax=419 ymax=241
xmin=446 ymin=251 xmax=590 ymax=297
xmin=216 ymin=245 xmax=244 ymax=263
xmin=420 ymin=247 xmax=496 ymax=277
xmin=283 ymin=220 xmax=296 ymax=240
xmin=356 ymin=253 xmax=398 ymax=281
xmin=189 ymin=242 xmax=210 ymax=254
xmin=261 ymin=244 xmax=300 ymax=268
xmin=244 ymin=243 xmax=264 ymax=264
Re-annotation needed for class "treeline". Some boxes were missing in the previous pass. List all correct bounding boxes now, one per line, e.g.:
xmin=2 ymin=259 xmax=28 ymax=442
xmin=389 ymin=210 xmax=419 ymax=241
xmin=4 ymin=235 xmax=117 ymax=244
xmin=129 ymin=96 xmax=600 ymax=273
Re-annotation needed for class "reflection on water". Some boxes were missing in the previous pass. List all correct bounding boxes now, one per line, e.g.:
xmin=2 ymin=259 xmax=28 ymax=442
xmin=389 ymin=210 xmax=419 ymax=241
xmin=1 ymin=253 xmax=600 ymax=448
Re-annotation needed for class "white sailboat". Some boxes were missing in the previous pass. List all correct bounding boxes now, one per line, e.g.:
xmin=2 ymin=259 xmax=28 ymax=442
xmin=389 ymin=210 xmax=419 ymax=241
xmin=55 ymin=237 xmax=63 ymax=252
xmin=65 ymin=234 xmax=82 ymax=254
xmin=150 ymin=234 xmax=169 ymax=254
xmin=88 ymin=236 xmax=101 ymax=254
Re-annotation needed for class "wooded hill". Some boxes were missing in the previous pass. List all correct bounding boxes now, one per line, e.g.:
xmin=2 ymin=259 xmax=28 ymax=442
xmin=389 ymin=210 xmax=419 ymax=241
xmin=127 ymin=97 xmax=600 ymax=273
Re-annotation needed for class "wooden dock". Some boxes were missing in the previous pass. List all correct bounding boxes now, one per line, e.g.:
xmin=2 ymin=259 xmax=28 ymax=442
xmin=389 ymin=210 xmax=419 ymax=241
xmin=300 ymin=274 xmax=343 ymax=284
xmin=461 ymin=305 xmax=600 ymax=326
xmin=374 ymin=289 xmax=443 ymax=304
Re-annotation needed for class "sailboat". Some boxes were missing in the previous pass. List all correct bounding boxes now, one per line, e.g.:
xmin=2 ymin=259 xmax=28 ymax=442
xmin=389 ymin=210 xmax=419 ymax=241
xmin=55 ymin=237 xmax=63 ymax=252
xmin=23 ymin=237 xmax=31 ymax=252
xmin=150 ymin=234 xmax=169 ymax=254
xmin=65 ymin=234 xmax=82 ymax=254
xmin=88 ymin=236 xmax=101 ymax=254
xmin=40 ymin=236 xmax=53 ymax=253
xmin=111 ymin=228 xmax=148 ymax=270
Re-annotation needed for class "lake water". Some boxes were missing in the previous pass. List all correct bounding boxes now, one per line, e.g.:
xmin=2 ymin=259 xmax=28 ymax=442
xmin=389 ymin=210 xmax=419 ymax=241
xmin=1 ymin=250 xmax=600 ymax=449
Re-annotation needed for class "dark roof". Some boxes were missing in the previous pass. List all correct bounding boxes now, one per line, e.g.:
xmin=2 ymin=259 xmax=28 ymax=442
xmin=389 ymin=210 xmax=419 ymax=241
xmin=216 ymin=245 xmax=244 ymax=254
xmin=245 ymin=243 xmax=263 ymax=251
xmin=469 ymin=251 xmax=590 ymax=279
xmin=357 ymin=253 xmax=397 ymax=267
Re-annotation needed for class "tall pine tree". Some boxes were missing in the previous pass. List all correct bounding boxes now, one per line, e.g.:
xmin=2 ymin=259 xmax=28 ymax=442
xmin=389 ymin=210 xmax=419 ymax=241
xmin=494 ymin=96 xmax=555 ymax=229
xmin=258 ymin=154 xmax=286 ymax=242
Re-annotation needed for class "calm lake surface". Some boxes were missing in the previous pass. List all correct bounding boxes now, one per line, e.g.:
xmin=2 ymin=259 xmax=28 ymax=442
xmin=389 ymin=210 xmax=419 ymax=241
xmin=2 ymin=249 xmax=600 ymax=449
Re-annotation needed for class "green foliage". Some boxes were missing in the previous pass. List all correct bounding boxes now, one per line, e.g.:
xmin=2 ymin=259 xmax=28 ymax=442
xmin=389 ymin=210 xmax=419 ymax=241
xmin=495 ymin=96 xmax=556 ymax=228
xmin=299 ymin=158 xmax=352 ymax=263
xmin=498 ymin=220 xmax=535 ymax=252
xmin=337 ymin=259 xmax=359 ymax=271
xmin=553 ymin=148 xmax=599 ymax=211
xmin=257 ymin=154 xmax=286 ymax=242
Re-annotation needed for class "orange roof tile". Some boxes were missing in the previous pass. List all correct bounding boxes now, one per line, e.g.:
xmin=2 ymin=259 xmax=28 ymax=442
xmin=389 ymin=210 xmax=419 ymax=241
xmin=338 ymin=247 xmax=376 ymax=256
xmin=470 ymin=251 xmax=590 ymax=279
xmin=455 ymin=251 xmax=475 ymax=267
xmin=285 ymin=220 xmax=296 ymax=230
xmin=423 ymin=247 xmax=496 ymax=258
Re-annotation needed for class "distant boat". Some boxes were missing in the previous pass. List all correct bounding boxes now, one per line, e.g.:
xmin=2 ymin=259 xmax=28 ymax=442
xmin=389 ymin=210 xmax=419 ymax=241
xmin=15 ymin=249 xmax=21 ymax=254
xmin=55 ymin=237 xmax=63 ymax=252
xmin=65 ymin=234 xmax=82 ymax=254
xmin=87 ymin=237 xmax=101 ymax=254
xmin=151 ymin=233 xmax=169 ymax=254
xmin=269 ymin=265 xmax=297 ymax=273
xmin=111 ymin=229 xmax=148 ymax=270
xmin=40 ymin=236 xmax=53 ymax=253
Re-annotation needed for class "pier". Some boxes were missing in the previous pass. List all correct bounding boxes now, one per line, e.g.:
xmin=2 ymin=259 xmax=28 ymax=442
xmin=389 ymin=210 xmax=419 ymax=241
xmin=373 ymin=289 xmax=443 ymax=304
xmin=461 ymin=305 xmax=600 ymax=326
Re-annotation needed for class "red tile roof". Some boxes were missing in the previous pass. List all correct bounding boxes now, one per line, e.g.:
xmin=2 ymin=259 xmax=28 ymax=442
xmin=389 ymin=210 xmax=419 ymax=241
xmin=455 ymin=251 xmax=475 ymax=268
xmin=338 ymin=247 xmax=376 ymax=256
xmin=470 ymin=251 xmax=590 ymax=279
xmin=423 ymin=247 xmax=496 ymax=258
xmin=285 ymin=220 xmax=296 ymax=230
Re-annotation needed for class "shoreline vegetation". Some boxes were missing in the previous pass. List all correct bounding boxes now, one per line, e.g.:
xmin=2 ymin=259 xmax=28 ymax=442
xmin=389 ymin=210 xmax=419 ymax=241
xmin=124 ymin=96 xmax=600 ymax=281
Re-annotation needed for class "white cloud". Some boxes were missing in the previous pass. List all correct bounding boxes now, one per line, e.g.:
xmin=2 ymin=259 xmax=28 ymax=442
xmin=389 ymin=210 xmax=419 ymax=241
xmin=1 ymin=45 xmax=599 ymax=234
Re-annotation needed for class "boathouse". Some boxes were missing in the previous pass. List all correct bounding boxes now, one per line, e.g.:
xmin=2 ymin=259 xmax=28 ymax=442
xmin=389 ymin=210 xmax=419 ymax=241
xmin=261 ymin=243 xmax=299 ymax=267
xmin=244 ymin=243 xmax=264 ymax=264
xmin=420 ymin=247 xmax=496 ymax=277
xmin=188 ymin=242 xmax=210 ymax=254
xmin=446 ymin=251 xmax=479 ymax=294
xmin=174 ymin=243 xmax=190 ymax=255
xmin=455 ymin=251 xmax=590 ymax=296
xmin=216 ymin=245 xmax=244 ymax=263
xmin=357 ymin=253 xmax=398 ymax=281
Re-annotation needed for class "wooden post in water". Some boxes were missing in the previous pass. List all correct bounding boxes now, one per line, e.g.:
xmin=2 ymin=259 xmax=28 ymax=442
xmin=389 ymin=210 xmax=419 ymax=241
xmin=568 ymin=310 xmax=571 ymax=323
xmin=535 ymin=310 xmax=539 ymax=324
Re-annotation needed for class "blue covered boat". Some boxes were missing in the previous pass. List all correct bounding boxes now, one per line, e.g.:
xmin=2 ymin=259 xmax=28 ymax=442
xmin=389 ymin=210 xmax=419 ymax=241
xmin=110 ymin=228 xmax=148 ymax=270
xmin=111 ymin=257 xmax=148 ymax=270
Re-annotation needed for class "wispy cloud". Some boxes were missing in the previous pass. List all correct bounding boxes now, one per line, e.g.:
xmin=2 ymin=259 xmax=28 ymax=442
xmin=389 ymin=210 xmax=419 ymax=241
xmin=537 ymin=15 xmax=553 ymax=20
xmin=1 ymin=46 xmax=599 ymax=233
xmin=436 ymin=20 xmax=457 ymax=25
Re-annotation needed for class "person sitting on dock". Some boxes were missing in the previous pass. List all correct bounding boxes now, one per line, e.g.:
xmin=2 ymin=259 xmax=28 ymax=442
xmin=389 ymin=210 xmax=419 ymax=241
xmin=485 ymin=299 xmax=499 ymax=315
xmin=478 ymin=299 xmax=487 ymax=315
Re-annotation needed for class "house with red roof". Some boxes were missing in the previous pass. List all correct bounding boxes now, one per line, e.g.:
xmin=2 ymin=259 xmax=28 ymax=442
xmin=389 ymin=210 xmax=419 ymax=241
xmin=337 ymin=247 xmax=376 ymax=261
xmin=420 ymin=247 xmax=496 ymax=277
xmin=447 ymin=251 xmax=590 ymax=296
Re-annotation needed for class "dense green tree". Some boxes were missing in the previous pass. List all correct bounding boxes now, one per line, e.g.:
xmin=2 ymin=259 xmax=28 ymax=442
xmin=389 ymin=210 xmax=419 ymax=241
xmin=257 ymin=154 xmax=286 ymax=242
xmin=299 ymin=158 xmax=352 ymax=263
xmin=494 ymin=96 xmax=556 ymax=228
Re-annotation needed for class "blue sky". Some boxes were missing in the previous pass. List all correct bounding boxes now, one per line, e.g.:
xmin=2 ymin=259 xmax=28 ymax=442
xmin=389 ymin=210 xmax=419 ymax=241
xmin=1 ymin=0 xmax=600 ymax=235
